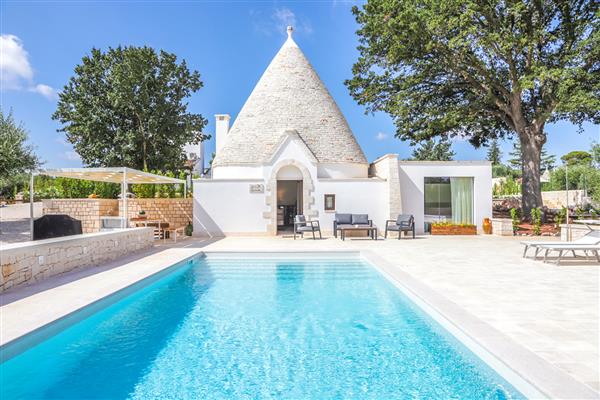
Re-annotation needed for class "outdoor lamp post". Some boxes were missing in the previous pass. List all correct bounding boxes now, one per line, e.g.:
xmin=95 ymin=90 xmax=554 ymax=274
xmin=565 ymin=161 xmax=570 ymax=241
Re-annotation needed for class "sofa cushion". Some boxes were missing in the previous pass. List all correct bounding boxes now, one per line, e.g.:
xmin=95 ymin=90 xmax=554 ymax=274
xmin=352 ymin=214 xmax=369 ymax=225
xmin=335 ymin=213 xmax=352 ymax=224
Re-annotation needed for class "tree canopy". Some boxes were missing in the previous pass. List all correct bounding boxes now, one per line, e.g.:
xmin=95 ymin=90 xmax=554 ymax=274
xmin=561 ymin=150 xmax=593 ymax=166
xmin=346 ymin=0 xmax=599 ymax=213
xmin=53 ymin=46 xmax=208 ymax=171
xmin=410 ymin=138 xmax=455 ymax=161
xmin=0 ymin=109 xmax=40 ymax=186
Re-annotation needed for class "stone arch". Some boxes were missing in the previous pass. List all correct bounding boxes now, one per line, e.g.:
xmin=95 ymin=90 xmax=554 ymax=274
xmin=264 ymin=159 xmax=316 ymax=235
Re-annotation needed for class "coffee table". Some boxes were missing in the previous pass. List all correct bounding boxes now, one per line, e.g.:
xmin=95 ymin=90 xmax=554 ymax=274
xmin=338 ymin=224 xmax=378 ymax=240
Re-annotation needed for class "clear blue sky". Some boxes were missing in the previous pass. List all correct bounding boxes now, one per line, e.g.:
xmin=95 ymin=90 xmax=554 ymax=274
xmin=1 ymin=1 xmax=598 ymax=168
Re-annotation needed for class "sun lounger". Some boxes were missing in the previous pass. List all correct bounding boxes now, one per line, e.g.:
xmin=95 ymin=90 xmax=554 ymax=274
xmin=536 ymin=244 xmax=600 ymax=265
xmin=521 ymin=230 xmax=600 ymax=258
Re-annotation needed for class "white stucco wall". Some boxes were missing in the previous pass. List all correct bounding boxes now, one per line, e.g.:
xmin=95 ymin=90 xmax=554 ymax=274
xmin=317 ymin=163 xmax=368 ymax=179
xmin=397 ymin=161 xmax=492 ymax=234
xmin=315 ymin=179 xmax=388 ymax=234
xmin=193 ymin=179 xmax=269 ymax=236
xmin=212 ymin=165 xmax=264 ymax=180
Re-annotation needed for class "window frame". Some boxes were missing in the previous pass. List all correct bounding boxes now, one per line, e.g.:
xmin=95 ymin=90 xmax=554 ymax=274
xmin=324 ymin=194 xmax=336 ymax=211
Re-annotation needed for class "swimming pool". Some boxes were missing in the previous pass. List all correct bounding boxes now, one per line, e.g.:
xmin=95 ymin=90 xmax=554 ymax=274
xmin=1 ymin=255 xmax=525 ymax=399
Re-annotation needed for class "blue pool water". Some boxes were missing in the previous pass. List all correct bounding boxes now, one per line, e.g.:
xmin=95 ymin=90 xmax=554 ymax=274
xmin=1 ymin=257 xmax=524 ymax=399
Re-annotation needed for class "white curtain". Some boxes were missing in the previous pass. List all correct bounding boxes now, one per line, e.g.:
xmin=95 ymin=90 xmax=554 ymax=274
xmin=450 ymin=177 xmax=474 ymax=224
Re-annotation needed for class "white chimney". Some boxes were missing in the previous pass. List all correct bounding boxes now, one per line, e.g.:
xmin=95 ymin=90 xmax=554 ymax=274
xmin=215 ymin=114 xmax=230 ymax=154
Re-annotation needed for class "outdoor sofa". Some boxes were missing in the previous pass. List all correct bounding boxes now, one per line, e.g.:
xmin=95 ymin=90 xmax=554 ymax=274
xmin=333 ymin=213 xmax=372 ymax=238
xmin=385 ymin=214 xmax=415 ymax=239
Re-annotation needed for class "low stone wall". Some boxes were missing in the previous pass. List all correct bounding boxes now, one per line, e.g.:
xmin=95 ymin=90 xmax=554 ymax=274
xmin=42 ymin=198 xmax=192 ymax=232
xmin=560 ymin=224 xmax=600 ymax=241
xmin=492 ymin=218 xmax=514 ymax=236
xmin=493 ymin=190 xmax=587 ymax=210
xmin=42 ymin=199 xmax=119 ymax=233
xmin=0 ymin=228 xmax=154 ymax=292
xmin=121 ymin=198 xmax=192 ymax=229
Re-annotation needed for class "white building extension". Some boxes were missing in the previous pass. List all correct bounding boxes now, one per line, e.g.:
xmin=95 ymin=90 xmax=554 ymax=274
xmin=194 ymin=27 xmax=492 ymax=236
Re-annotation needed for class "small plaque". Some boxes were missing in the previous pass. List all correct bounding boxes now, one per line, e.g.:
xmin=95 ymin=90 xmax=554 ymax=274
xmin=249 ymin=184 xmax=264 ymax=193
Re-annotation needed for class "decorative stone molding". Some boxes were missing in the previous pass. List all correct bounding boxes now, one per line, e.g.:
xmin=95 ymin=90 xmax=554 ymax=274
xmin=265 ymin=159 xmax=315 ymax=235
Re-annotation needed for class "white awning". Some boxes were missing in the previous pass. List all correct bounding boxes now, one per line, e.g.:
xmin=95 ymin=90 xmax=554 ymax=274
xmin=37 ymin=167 xmax=185 ymax=184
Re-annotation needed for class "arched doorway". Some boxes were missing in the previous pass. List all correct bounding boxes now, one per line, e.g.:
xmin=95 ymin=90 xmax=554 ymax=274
xmin=276 ymin=165 xmax=303 ymax=233
xmin=265 ymin=160 xmax=315 ymax=235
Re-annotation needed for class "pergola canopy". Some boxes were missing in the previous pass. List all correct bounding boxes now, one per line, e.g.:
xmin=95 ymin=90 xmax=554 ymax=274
xmin=37 ymin=167 xmax=185 ymax=184
xmin=28 ymin=167 xmax=187 ymax=240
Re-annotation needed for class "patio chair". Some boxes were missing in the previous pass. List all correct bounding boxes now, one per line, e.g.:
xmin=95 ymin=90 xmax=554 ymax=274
xmin=537 ymin=244 xmax=600 ymax=265
xmin=294 ymin=215 xmax=322 ymax=240
xmin=521 ymin=230 xmax=600 ymax=258
xmin=385 ymin=214 xmax=415 ymax=239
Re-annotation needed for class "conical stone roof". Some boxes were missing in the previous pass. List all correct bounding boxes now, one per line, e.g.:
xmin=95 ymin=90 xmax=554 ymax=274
xmin=212 ymin=28 xmax=367 ymax=167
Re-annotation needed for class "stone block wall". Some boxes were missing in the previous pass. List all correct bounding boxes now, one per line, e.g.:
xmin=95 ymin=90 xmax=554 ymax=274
xmin=492 ymin=218 xmax=514 ymax=236
xmin=42 ymin=198 xmax=192 ymax=232
xmin=1 ymin=228 xmax=154 ymax=292
xmin=369 ymin=154 xmax=402 ymax=219
xmin=42 ymin=199 xmax=119 ymax=233
xmin=121 ymin=198 xmax=192 ymax=229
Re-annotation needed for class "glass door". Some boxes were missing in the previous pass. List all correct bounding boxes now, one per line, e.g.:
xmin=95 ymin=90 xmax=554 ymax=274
xmin=424 ymin=177 xmax=473 ymax=232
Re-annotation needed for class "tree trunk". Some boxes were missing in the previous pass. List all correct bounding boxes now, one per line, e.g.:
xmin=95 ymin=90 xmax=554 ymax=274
xmin=142 ymin=140 xmax=147 ymax=171
xmin=519 ymin=127 xmax=545 ymax=217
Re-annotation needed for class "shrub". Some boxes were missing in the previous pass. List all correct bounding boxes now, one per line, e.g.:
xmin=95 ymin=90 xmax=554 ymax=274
xmin=493 ymin=176 xmax=521 ymax=196
xmin=509 ymin=208 xmax=520 ymax=234
xmin=531 ymin=207 xmax=542 ymax=236
xmin=555 ymin=207 xmax=567 ymax=226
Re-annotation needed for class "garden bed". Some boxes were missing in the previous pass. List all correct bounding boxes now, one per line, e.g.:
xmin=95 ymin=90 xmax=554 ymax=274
xmin=515 ymin=223 xmax=559 ymax=236
xmin=431 ymin=224 xmax=477 ymax=235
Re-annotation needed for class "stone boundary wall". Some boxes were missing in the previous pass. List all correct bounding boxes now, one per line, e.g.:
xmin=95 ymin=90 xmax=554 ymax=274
xmin=42 ymin=199 xmax=119 ymax=233
xmin=121 ymin=198 xmax=192 ymax=229
xmin=493 ymin=190 xmax=586 ymax=210
xmin=0 ymin=228 xmax=154 ymax=292
xmin=42 ymin=198 xmax=192 ymax=232
xmin=560 ymin=224 xmax=600 ymax=241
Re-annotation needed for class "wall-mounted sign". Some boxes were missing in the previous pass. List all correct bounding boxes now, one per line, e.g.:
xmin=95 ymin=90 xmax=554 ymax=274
xmin=249 ymin=184 xmax=264 ymax=194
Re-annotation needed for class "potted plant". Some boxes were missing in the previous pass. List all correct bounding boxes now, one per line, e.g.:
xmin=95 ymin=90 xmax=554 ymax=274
xmin=138 ymin=210 xmax=147 ymax=220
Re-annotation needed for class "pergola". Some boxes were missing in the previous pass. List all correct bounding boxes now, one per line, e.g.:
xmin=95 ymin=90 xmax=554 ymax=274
xmin=29 ymin=167 xmax=187 ymax=239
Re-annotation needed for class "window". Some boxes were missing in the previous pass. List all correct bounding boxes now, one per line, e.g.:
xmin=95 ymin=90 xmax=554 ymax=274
xmin=424 ymin=177 xmax=474 ymax=232
xmin=324 ymin=194 xmax=335 ymax=211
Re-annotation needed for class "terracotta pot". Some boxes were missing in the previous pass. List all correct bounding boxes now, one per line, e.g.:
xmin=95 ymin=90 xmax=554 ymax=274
xmin=482 ymin=218 xmax=492 ymax=234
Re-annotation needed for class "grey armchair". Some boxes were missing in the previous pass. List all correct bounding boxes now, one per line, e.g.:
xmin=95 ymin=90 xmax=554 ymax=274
xmin=385 ymin=214 xmax=415 ymax=239
xmin=294 ymin=215 xmax=322 ymax=240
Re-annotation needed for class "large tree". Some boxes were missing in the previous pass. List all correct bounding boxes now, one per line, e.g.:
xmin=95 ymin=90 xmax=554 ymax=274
xmin=346 ymin=0 xmax=599 ymax=213
xmin=53 ymin=46 xmax=208 ymax=171
xmin=411 ymin=138 xmax=455 ymax=161
xmin=0 ymin=109 xmax=39 ymax=186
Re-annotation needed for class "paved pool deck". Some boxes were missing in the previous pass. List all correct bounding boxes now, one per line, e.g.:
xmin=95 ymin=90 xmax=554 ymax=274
xmin=1 ymin=234 xmax=598 ymax=398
